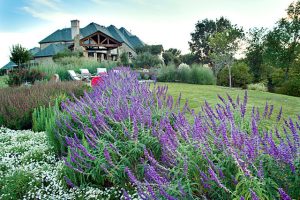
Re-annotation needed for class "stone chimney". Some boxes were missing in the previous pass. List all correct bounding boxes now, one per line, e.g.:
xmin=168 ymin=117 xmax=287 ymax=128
xmin=71 ymin=20 xmax=80 ymax=39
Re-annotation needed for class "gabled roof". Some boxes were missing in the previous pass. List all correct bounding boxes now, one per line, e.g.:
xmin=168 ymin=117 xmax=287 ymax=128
xmin=40 ymin=28 xmax=73 ymax=43
xmin=29 ymin=47 xmax=40 ymax=56
xmin=39 ymin=22 xmax=145 ymax=49
xmin=107 ymin=25 xmax=135 ymax=49
xmin=35 ymin=43 xmax=71 ymax=57
xmin=1 ymin=61 xmax=17 ymax=70
xmin=119 ymin=27 xmax=145 ymax=48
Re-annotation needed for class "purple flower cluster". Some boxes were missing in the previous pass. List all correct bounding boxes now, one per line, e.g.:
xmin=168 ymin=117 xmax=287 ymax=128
xmin=58 ymin=68 xmax=299 ymax=199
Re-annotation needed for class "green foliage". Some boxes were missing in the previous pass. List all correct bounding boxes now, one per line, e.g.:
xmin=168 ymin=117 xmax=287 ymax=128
xmin=263 ymin=1 xmax=300 ymax=80
xmin=9 ymin=44 xmax=32 ymax=66
xmin=120 ymin=52 xmax=130 ymax=66
xmin=247 ymin=82 xmax=268 ymax=92
xmin=0 ymin=81 xmax=86 ymax=130
xmin=53 ymin=49 xmax=83 ymax=61
xmin=0 ymin=171 xmax=37 ymax=200
xmin=189 ymin=17 xmax=236 ymax=63
xmin=32 ymin=95 xmax=66 ymax=155
xmin=246 ymin=28 xmax=267 ymax=82
xmin=0 ymin=75 xmax=8 ymax=88
xmin=278 ymin=75 xmax=300 ymax=97
xmin=135 ymin=44 xmax=163 ymax=55
xmin=217 ymin=61 xmax=253 ymax=88
xmin=208 ymin=27 xmax=244 ymax=84
xmin=179 ymin=53 xmax=199 ymax=65
xmin=157 ymin=64 xmax=216 ymax=85
xmin=133 ymin=52 xmax=162 ymax=68
xmin=162 ymin=48 xmax=182 ymax=66
xmin=7 ymin=68 xmax=45 ymax=86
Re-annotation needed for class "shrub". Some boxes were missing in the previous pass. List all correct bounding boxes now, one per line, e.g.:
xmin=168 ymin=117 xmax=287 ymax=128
xmin=120 ymin=52 xmax=130 ymax=66
xmin=278 ymin=76 xmax=300 ymax=97
xmin=55 ymin=68 xmax=299 ymax=199
xmin=133 ymin=52 xmax=162 ymax=68
xmin=157 ymin=64 xmax=216 ymax=85
xmin=178 ymin=63 xmax=190 ymax=70
xmin=188 ymin=64 xmax=216 ymax=84
xmin=247 ymin=82 xmax=268 ymax=92
xmin=218 ymin=61 xmax=253 ymax=88
xmin=157 ymin=64 xmax=177 ymax=82
xmin=0 ymin=81 xmax=86 ymax=130
xmin=53 ymin=49 xmax=83 ymax=61
xmin=7 ymin=68 xmax=45 ymax=86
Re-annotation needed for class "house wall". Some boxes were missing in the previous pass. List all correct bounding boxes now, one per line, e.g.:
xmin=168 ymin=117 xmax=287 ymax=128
xmin=119 ymin=43 xmax=137 ymax=58
xmin=34 ymin=56 xmax=53 ymax=64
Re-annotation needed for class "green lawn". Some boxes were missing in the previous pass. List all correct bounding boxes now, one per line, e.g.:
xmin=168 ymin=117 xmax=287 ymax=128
xmin=0 ymin=75 xmax=8 ymax=88
xmin=158 ymin=82 xmax=300 ymax=121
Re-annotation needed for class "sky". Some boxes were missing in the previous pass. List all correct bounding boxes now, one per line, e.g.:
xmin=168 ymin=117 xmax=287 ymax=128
xmin=0 ymin=0 xmax=294 ymax=66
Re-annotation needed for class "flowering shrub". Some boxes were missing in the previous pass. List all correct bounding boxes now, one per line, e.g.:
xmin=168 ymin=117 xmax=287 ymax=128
xmin=0 ymin=127 xmax=137 ymax=199
xmin=178 ymin=63 xmax=190 ymax=70
xmin=57 ymin=68 xmax=300 ymax=199
xmin=247 ymin=82 xmax=268 ymax=92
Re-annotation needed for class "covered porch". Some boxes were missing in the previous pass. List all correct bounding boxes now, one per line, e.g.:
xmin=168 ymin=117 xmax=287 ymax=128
xmin=80 ymin=31 xmax=122 ymax=62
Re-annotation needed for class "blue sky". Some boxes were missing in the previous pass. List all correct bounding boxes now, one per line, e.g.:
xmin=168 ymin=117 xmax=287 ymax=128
xmin=0 ymin=0 xmax=294 ymax=66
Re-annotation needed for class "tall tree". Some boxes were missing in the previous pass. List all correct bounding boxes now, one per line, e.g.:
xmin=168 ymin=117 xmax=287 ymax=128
xmin=263 ymin=0 xmax=300 ymax=80
xmin=246 ymin=28 xmax=267 ymax=82
xmin=208 ymin=28 xmax=243 ymax=87
xmin=10 ymin=44 xmax=32 ymax=66
xmin=189 ymin=17 xmax=233 ymax=64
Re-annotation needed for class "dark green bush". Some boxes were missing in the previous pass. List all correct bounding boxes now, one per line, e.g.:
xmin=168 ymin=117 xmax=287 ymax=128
xmin=7 ymin=68 xmax=45 ymax=86
xmin=0 ymin=81 xmax=86 ymax=130
xmin=278 ymin=75 xmax=300 ymax=97
xmin=217 ymin=62 xmax=253 ymax=88
xmin=133 ymin=52 xmax=162 ymax=68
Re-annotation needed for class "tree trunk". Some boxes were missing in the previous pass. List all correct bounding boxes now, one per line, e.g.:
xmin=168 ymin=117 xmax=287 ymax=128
xmin=284 ymin=66 xmax=289 ymax=81
xmin=228 ymin=65 xmax=232 ymax=88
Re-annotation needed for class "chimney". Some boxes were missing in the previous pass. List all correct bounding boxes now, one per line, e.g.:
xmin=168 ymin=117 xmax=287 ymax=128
xmin=71 ymin=20 xmax=80 ymax=39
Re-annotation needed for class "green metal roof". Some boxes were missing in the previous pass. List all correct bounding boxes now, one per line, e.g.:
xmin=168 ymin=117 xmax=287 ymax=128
xmin=39 ymin=22 xmax=145 ymax=50
xmin=29 ymin=47 xmax=40 ymax=56
xmin=35 ymin=43 xmax=71 ymax=57
xmin=1 ymin=61 xmax=17 ymax=70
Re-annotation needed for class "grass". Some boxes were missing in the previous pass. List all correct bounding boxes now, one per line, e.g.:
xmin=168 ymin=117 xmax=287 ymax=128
xmin=0 ymin=75 xmax=8 ymax=88
xmin=158 ymin=82 xmax=300 ymax=122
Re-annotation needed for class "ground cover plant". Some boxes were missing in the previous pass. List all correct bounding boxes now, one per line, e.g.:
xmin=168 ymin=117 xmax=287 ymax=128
xmin=53 ymin=68 xmax=299 ymax=199
xmin=0 ymin=127 xmax=138 ymax=199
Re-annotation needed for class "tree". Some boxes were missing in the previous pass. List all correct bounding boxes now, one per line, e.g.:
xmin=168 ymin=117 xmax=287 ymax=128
xmin=135 ymin=45 xmax=163 ymax=55
xmin=208 ymin=28 xmax=243 ymax=87
xmin=120 ymin=52 xmax=130 ymax=66
xmin=189 ymin=17 xmax=233 ymax=64
xmin=263 ymin=0 xmax=300 ymax=80
xmin=179 ymin=53 xmax=199 ymax=65
xmin=133 ymin=52 xmax=162 ymax=68
xmin=246 ymin=28 xmax=267 ymax=82
xmin=162 ymin=48 xmax=182 ymax=66
xmin=10 ymin=44 xmax=32 ymax=66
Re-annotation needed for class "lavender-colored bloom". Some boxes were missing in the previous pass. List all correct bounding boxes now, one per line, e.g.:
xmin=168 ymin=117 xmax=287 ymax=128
xmin=250 ymin=190 xmax=259 ymax=200
xmin=103 ymin=147 xmax=115 ymax=167
xmin=268 ymin=105 xmax=274 ymax=119
xmin=240 ymin=197 xmax=245 ymax=200
xmin=125 ymin=167 xmax=139 ymax=186
xmin=277 ymin=106 xmax=283 ymax=122
xmin=227 ymin=93 xmax=236 ymax=109
xmin=64 ymin=176 xmax=75 ymax=188
xmin=263 ymin=102 xmax=268 ymax=118
xmin=122 ymin=189 xmax=132 ymax=200
xmin=240 ymin=91 xmax=248 ymax=118
xmin=278 ymin=188 xmax=292 ymax=200
xmin=257 ymin=160 xmax=264 ymax=178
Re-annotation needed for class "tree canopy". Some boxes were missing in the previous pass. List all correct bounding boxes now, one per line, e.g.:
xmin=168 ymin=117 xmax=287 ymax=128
xmin=189 ymin=17 xmax=239 ymax=64
xmin=10 ymin=44 xmax=32 ymax=66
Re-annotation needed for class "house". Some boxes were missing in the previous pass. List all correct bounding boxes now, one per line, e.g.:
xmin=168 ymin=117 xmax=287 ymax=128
xmin=34 ymin=20 xmax=145 ymax=63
